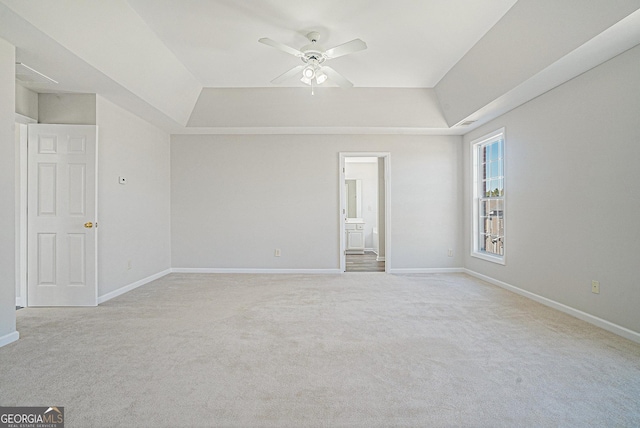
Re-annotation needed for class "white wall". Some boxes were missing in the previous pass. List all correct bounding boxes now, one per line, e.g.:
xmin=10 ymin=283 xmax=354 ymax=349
xmin=96 ymin=96 xmax=171 ymax=297
xmin=0 ymin=37 xmax=18 ymax=346
xmin=345 ymin=161 xmax=378 ymax=249
xmin=463 ymin=45 xmax=640 ymax=334
xmin=171 ymin=135 xmax=462 ymax=271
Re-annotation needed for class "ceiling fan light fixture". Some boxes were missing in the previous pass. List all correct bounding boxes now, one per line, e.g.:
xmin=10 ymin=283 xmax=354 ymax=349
xmin=302 ymin=65 xmax=315 ymax=79
xmin=315 ymin=70 xmax=328 ymax=85
xmin=300 ymin=75 xmax=312 ymax=85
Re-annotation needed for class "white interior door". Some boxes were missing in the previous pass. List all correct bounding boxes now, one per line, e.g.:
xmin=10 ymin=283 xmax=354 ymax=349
xmin=27 ymin=124 xmax=98 ymax=306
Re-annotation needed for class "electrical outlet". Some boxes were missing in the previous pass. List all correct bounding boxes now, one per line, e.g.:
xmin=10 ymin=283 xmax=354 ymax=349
xmin=591 ymin=280 xmax=600 ymax=294
xmin=274 ymin=249 xmax=281 ymax=257
xmin=447 ymin=249 xmax=454 ymax=257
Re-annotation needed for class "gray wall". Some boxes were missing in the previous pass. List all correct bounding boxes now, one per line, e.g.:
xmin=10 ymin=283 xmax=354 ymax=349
xmin=378 ymin=158 xmax=386 ymax=259
xmin=171 ymin=134 xmax=463 ymax=271
xmin=96 ymin=96 xmax=171 ymax=297
xmin=15 ymin=83 xmax=37 ymax=120
xmin=435 ymin=0 xmax=640 ymax=126
xmin=39 ymin=93 xmax=96 ymax=125
xmin=463 ymin=44 xmax=640 ymax=333
xmin=0 ymin=38 xmax=17 ymax=344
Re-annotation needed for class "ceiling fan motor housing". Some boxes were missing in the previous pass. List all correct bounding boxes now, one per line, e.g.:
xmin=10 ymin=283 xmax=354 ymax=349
xmin=301 ymin=32 xmax=325 ymax=63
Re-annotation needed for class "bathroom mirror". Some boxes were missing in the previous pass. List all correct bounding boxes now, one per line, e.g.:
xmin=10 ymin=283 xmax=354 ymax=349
xmin=345 ymin=179 xmax=362 ymax=219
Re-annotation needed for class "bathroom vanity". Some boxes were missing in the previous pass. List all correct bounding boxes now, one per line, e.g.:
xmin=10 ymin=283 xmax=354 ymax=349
xmin=345 ymin=219 xmax=365 ymax=254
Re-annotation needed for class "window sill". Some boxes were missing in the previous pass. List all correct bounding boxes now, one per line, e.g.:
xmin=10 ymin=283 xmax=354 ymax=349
xmin=471 ymin=251 xmax=505 ymax=265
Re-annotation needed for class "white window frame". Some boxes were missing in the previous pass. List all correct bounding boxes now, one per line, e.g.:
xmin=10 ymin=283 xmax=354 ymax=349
xmin=471 ymin=128 xmax=506 ymax=265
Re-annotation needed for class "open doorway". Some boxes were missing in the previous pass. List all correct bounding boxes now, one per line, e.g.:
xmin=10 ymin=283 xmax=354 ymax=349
xmin=339 ymin=153 xmax=390 ymax=273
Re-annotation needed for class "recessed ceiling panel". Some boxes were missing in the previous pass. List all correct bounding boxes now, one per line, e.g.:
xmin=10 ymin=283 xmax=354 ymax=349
xmin=128 ymin=0 xmax=517 ymax=88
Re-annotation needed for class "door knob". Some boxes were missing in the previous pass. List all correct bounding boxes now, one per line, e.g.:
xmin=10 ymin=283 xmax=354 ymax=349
xmin=84 ymin=222 xmax=93 ymax=228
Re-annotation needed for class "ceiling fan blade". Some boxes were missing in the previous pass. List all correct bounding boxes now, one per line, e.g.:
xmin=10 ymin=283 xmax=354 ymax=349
xmin=258 ymin=38 xmax=304 ymax=57
xmin=271 ymin=65 xmax=305 ymax=84
xmin=322 ymin=66 xmax=354 ymax=88
xmin=324 ymin=39 xmax=367 ymax=59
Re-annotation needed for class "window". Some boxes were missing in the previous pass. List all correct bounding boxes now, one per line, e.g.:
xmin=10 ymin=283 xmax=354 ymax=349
xmin=472 ymin=128 xmax=505 ymax=264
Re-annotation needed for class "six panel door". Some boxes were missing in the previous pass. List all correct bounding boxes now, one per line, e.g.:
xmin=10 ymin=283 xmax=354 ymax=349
xmin=27 ymin=124 xmax=98 ymax=306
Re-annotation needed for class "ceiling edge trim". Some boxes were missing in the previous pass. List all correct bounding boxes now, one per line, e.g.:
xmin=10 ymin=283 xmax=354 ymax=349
xmin=171 ymin=126 xmax=462 ymax=136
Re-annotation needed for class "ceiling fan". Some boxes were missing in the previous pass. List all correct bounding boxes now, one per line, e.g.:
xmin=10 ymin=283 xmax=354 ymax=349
xmin=259 ymin=31 xmax=367 ymax=92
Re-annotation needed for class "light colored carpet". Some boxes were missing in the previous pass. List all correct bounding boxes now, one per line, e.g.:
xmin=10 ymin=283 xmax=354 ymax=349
xmin=1 ymin=273 xmax=639 ymax=427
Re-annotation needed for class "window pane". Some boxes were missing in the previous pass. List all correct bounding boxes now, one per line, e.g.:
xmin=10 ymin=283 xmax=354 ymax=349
xmin=497 ymin=140 xmax=503 ymax=160
xmin=494 ymin=199 xmax=504 ymax=236
xmin=492 ymin=142 xmax=501 ymax=161
xmin=490 ymin=161 xmax=498 ymax=178
xmin=490 ymin=179 xmax=500 ymax=197
xmin=488 ymin=235 xmax=495 ymax=252
xmin=497 ymin=178 xmax=504 ymax=196
xmin=480 ymin=199 xmax=489 ymax=217
xmin=479 ymin=200 xmax=487 ymax=237
xmin=488 ymin=235 xmax=498 ymax=254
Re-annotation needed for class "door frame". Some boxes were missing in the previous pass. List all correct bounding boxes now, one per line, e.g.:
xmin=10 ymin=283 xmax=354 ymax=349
xmin=339 ymin=152 xmax=390 ymax=273
xmin=15 ymin=114 xmax=36 ymax=307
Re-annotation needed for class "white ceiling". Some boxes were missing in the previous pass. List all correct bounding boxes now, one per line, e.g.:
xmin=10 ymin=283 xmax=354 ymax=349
xmin=126 ymin=0 xmax=517 ymax=88
xmin=1 ymin=1 xmax=639 ymax=134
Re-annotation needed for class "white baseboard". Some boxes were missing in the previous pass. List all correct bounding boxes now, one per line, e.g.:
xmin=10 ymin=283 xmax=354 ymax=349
xmin=389 ymin=268 xmax=464 ymax=274
xmin=463 ymin=269 xmax=640 ymax=344
xmin=0 ymin=331 xmax=20 ymax=348
xmin=171 ymin=268 xmax=342 ymax=274
xmin=376 ymin=256 xmax=385 ymax=262
xmin=97 ymin=269 xmax=171 ymax=304
xmin=15 ymin=297 xmax=23 ymax=308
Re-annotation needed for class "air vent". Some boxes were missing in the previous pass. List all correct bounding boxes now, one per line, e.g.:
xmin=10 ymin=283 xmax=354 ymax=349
xmin=15 ymin=63 xmax=58 ymax=84
xmin=458 ymin=120 xmax=476 ymax=127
